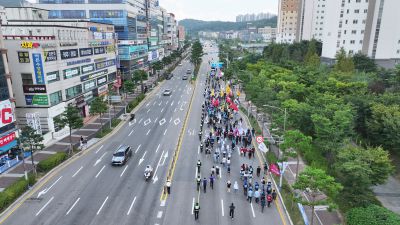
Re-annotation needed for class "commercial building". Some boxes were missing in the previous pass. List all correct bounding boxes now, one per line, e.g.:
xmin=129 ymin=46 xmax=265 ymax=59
xmin=165 ymin=13 xmax=178 ymax=54
xmin=178 ymin=25 xmax=185 ymax=47
xmin=258 ymin=26 xmax=277 ymax=43
xmin=0 ymin=20 xmax=18 ymax=171
xmin=276 ymin=0 xmax=300 ymax=43
xmin=1 ymin=7 xmax=118 ymax=144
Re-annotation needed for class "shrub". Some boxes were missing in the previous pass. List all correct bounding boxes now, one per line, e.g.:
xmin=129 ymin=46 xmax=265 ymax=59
xmin=0 ymin=173 xmax=36 ymax=212
xmin=111 ymin=118 xmax=121 ymax=127
xmin=37 ymin=152 xmax=67 ymax=173
xmin=346 ymin=204 xmax=400 ymax=225
xmin=96 ymin=128 xmax=112 ymax=138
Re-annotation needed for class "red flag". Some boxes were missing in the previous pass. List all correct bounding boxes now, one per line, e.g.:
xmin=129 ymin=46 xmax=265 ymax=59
xmin=269 ymin=164 xmax=280 ymax=176
xmin=226 ymin=96 xmax=232 ymax=104
xmin=229 ymin=103 xmax=238 ymax=111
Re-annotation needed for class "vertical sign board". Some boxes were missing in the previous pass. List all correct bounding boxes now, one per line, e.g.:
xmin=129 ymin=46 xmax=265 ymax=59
xmin=26 ymin=113 xmax=42 ymax=135
xmin=32 ymin=53 xmax=45 ymax=84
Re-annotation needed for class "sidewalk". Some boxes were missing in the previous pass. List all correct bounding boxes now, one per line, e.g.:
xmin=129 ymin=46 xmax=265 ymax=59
xmin=0 ymin=76 xmax=159 ymax=192
xmin=238 ymin=91 xmax=342 ymax=225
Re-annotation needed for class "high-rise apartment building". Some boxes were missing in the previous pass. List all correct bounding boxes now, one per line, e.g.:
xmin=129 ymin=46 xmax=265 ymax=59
xmin=276 ymin=0 xmax=300 ymax=43
xmin=178 ymin=25 xmax=185 ymax=47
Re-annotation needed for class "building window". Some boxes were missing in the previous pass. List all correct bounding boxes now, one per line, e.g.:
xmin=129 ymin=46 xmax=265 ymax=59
xmin=21 ymin=73 xmax=33 ymax=85
xmin=17 ymin=52 xmax=30 ymax=63
xmin=353 ymin=20 xmax=358 ymax=24
xmin=364 ymin=9 xmax=368 ymax=13
xmin=47 ymin=71 xmax=60 ymax=84
xmin=350 ymin=40 xmax=355 ymax=44
xmin=354 ymin=9 xmax=360 ymax=13
xmin=352 ymin=30 xmax=357 ymax=34
xmin=63 ymin=67 xmax=80 ymax=79
xmin=65 ymin=84 xmax=82 ymax=100
xmin=88 ymin=0 xmax=123 ymax=3
xmin=50 ymin=91 xmax=63 ymax=106
xmin=89 ymin=10 xmax=124 ymax=18
xmin=39 ymin=0 xmax=85 ymax=3
xmin=49 ymin=10 xmax=86 ymax=19
xmin=0 ymin=57 xmax=10 ymax=101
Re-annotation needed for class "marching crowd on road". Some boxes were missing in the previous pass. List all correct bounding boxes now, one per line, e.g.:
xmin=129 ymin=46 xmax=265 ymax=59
xmin=192 ymin=66 xmax=278 ymax=220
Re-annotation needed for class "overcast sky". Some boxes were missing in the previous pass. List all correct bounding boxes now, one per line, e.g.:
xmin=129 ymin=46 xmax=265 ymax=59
xmin=160 ymin=0 xmax=278 ymax=21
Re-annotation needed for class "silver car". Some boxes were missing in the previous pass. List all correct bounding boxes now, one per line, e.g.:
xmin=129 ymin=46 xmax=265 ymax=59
xmin=111 ymin=145 xmax=132 ymax=166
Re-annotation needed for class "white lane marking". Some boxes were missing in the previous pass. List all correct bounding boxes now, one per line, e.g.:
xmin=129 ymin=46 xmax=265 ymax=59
xmin=169 ymin=117 xmax=172 ymax=123
xmin=66 ymin=198 xmax=80 ymax=215
xmin=127 ymin=196 xmax=137 ymax=215
xmin=138 ymin=118 xmax=143 ymax=124
xmin=219 ymin=169 xmax=222 ymax=179
xmin=94 ymin=152 xmax=107 ymax=166
xmin=166 ymin=101 xmax=169 ymax=105
xmin=250 ymin=202 xmax=256 ymax=218
xmin=163 ymin=129 xmax=168 ymax=136
xmin=153 ymin=101 xmax=156 ymax=106
xmin=159 ymin=101 xmax=162 ymax=106
xmin=135 ymin=144 xmax=142 ymax=153
xmin=160 ymin=200 xmax=166 ymax=207
xmin=171 ymin=101 xmax=174 ymax=106
xmin=147 ymin=109 xmax=151 ymax=113
xmin=144 ymin=118 xmax=151 ymax=126
xmin=154 ymin=117 xmax=158 ymax=123
xmin=159 ymin=118 xmax=166 ymax=126
xmin=170 ymin=94 xmax=172 ymax=98
xmin=191 ymin=198 xmax=195 ymax=214
xmin=128 ymin=129 xmax=134 ymax=136
xmin=37 ymin=176 xmax=62 ymax=198
xmin=221 ymin=199 xmax=224 ymax=217
xmin=95 ymin=145 xmax=104 ymax=154
xmin=152 ymin=151 xmax=164 ymax=183
xmin=174 ymin=118 xmax=181 ymax=125
xmin=72 ymin=166 xmax=83 ymax=178
xmin=237 ymin=146 xmax=240 ymax=156
xmin=138 ymin=151 xmax=147 ymax=166
xmin=97 ymin=196 xmax=109 ymax=215
xmin=146 ymin=129 xmax=151 ymax=135
xmin=146 ymin=102 xmax=150 ymax=107
xmin=161 ymin=108 xmax=164 ymax=113
xmin=197 ymin=146 xmax=200 ymax=155
xmin=180 ymin=95 xmax=183 ymax=98
xmin=120 ymin=165 xmax=129 ymax=177
xmin=156 ymin=144 xmax=161 ymax=153
xmin=36 ymin=196 xmax=54 ymax=216
xmin=157 ymin=211 xmax=163 ymax=218
xmin=174 ymin=108 xmax=177 ymax=112
xmin=95 ymin=165 xmax=106 ymax=178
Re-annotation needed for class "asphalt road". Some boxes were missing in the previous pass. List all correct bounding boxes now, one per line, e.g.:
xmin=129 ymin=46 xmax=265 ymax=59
xmin=1 ymin=57 xmax=194 ymax=225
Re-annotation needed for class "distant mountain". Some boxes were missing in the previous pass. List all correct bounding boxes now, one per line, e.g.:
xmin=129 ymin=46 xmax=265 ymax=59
xmin=179 ymin=17 xmax=277 ymax=34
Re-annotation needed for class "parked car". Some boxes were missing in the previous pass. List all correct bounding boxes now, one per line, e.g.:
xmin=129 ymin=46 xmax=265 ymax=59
xmin=111 ymin=145 xmax=132 ymax=166
xmin=186 ymin=69 xmax=192 ymax=74
xmin=163 ymin=89 xmax=172 ymax=96
xmin=182 ymin=75 xmax=188 ymax=80
xmin=166 ymin=73 xmax=173 ymax=80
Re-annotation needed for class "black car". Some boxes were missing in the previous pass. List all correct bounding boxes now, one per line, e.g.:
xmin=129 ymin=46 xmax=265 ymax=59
xmin=111 ymin=145 xmax=132 ymax=166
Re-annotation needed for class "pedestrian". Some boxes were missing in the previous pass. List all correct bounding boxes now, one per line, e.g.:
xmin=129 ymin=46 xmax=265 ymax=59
xmin=216 ymin=166 xmax=220 ymax=177
xmin=243 ymin=181 xmax=248 ymax=196
xmin=196 ymin=176 xmax=201 ymax=191
xmin=203 ymin=177 xmax=207 ymax=193
xmin=272 ymin=189 xmax=277 ymax=201
xmin=264 ymin=162 xmax=268 ymax=174
xmin=261 ymin=195 xmax=266 ymax=213
xmin=210 ymin=174 xmax=214 ymax=189
xmin=247 ymin=188 xmax=253 ymax=203
xmin=211 ymin=166 xmax=216 ymax=175
xmin=227 ymin=180 xmax=231 ymax=192
xmin=233 ymin=181 xmax=239 ymax=193
xmin=194 ymin=202 xmax=200 ymax=220
xmin=197 ymin=160 xmax=201 ymax=173
xmin=229 ymin=203 xmax=235 ymax=219
xmin=267 ymin=194 xmax=273 ymax=207
xmin=254 ymin=189 xmax=260 ymax=204
xmin=251 ymin=127 xmax=255 ymax=137
xmin=256 ymin=166 xmax=261 ymax=177
xmin=166 ymin=180 xmax=171 ymax=194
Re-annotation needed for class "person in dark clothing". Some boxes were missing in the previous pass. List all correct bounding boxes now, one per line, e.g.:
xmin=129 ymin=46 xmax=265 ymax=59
xmin=229 ymin=203 xmax=235 ymax=219
xmin=272 ymin=189 xmax=277 ymax=201
xmin=267 ymin=194 xmax=273 ymax=207
xmin=194 ymin=203 xmax=200 ymax=220
xmin=203 ymin=178 xmax=207 ymax=193
xmin=210 ymin=174 xmax=214 ymax=189
xmin=256 ymin=166 xmax=261 ymax=177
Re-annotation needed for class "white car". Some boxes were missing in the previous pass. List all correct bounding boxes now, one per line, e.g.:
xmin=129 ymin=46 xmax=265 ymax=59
xmin=163 ymin=89 xmax=172 ymax=96
xmin=178 ymin=63 xmax=183 ymax=66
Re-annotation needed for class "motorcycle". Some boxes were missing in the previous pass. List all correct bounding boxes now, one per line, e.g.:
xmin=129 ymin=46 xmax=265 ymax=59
xmin=144 ymin=165 xmax=153 ymax=181
xmin=130 ymin=113 xmax=135 ymax=121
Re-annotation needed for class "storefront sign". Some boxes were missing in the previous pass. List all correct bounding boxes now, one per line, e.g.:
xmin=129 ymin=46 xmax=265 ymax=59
xmin=60 ymin=42 xmax=78 ymax=47
xmin=21 ymin=41 xmax=40 ymax=49
xmin=79 ymin=48 xmax=93 ymax=57
xmin=26 ymin=113 xmax=42 ymax=135
xmin=95 ymin=59 xmax=116 ymax=70
xmin=81 ymin=64 xmax=95 ymax=74
xmin=94 ymin=57 xmax=107 ymax=63
xmin=84 ymin=91 xmax=93 ymax=102
xmin=46 ymin=71 xmax=59 ymax=83
xmin=66 ymin=58 xmax=91 ymax=66
xmin=60 ymin=49 xmax=78 ymax=60
xmin=80 ymin=69 xmax=108 ymax=82
xmin=106 ymin=45 xmax=115 ymax=53
xmin=23 ymin=85 xmax=47 ymax=94
xmin=63 ymin=67 xmax=80 ymax=79
xmin=32 ymin=53 xmax=45 ymax=84
xmin=41 ymin=43 xmax=57 ymax=48
xmin=44 ymin=50 xmax=57 ymax=62
xmin=89 ymin=41 xmax=111 ymax=47
xmin=97 ymin=85 xmax=108 ymax=96
xmin=93 ymin=32 xmax=103 ymax=40
xmin=0 ymin=132 xmax=16 ymax=148
xmin=18 ymin=51 xmax=30 ymax=63
xmin=94 ymin=47 xmax=105 ymax=55
xmin=97 ymin=75 xmax=107 ymax=86
xmin=83 ymin=80 xmax=96 ymax=91
xmin=0 ymin=100 xmax=14 ymax=128
xmin=25 ymin=95 xmax=49 ymax=106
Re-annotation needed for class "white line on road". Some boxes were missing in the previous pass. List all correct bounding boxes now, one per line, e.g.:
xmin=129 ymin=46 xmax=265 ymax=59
xmin=180 ymin=95 xmax=183 ymax=98
xmin=221 ymin=199 xmax=224 ymax=217
xmin=250 ymin=202 xmax=256 ymax=218
xmin=156 ymin=144 xmax=160 ymax=153
xmin=97 ymin=196 xmax=109 ymax=215
xmin=127 ymin=196 xmax=137 ymax=215
xmin=138 ymin=118 xmax=143 ymax=124
xmin=147 ymin=109 xmax=151 ymax=113
xmin=95 ymin=165 xmax=106 ymax=178
xmin=36 ymin=196 xmax=54 ymax=216
xmin=94 ymin=152 xmax=107 ymax=166
xmin=95 ymin=145 xmax=104 ymax=154
xmin=146 ymin=102 xmax=150 ymax=107
xmin=135 ymin=144 xmax=142 ymax=153
xmin=160 ymin=200 xmax=166 ymax=207
xmin=197 ymin=146 xmax=200 ymax=155
xmin=154 ymin=117 xmax=158 ymax=123
xmin=174 ymin=108 xmax=177 ymax=112
xmin=128 ymin=129 xmax=134 ymax=136
xmin=171 ymin=101 xmax=174 ymax=106
xmin=166 ymin=100 xmax=169 ymax=105
xmin=191 ymin=198 xmax=195 ymax=214
xmin=153 ymin=101 xmax=156 ymax=106
xmin=120 ymin=165 xmax=129 ymax=177
xmin=161 ymin=108 xmax=164 ymax=113
xmin=146 ymin=129 xmax=151 ymax=135
xmin=159 ymin=101 xmax=162 ymax=106
xmin=164 ymin=129 xmax=167 ymax=136
xmin=138 ymin=151 xmax=147 ymax=166
xmin=157 ymin=211 xmax=163 ymax=218
xmin=169 ymin=117 xmax=172 ymax=123
xmin=66 ymin=198 xmax=80 ymax=215
xmin=72 ymin=166 xmax=83 ymax=178
xmin=152 ymin=151 xmax=164 ymax=182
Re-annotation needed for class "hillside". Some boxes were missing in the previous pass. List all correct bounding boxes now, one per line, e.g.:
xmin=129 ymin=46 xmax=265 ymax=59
xmin=179 ymin=17 xmax=277 ymax=34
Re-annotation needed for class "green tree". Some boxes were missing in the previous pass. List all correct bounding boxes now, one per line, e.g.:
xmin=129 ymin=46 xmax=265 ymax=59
xmin=151 ymin=61 xmax=163 ymax=71
xmin=54 ymin=106 xmax=84 ymax=155
xmin=281 ymin=130 xmax=312 ymax=181
xmin=352 ymin=53 xmax=377 ymax=73
xmin=347 ymin=205 xmax=400 ymax=225
xmin=334 ymin=48 xmax=355 ymax=73
xmin=334 ymin=144 xmax=394 ymax=210
xmin=293 ymin=167 xmax=343 ymax=225
xmin=90 ymin=97 xmax=108 ymax=132
xmin=133 ymin=70 xmax=148 ymax=93
xmin=190 ymin=40 xmax=204 ymax=66
xmin=123 ymin=80 xmax=135 ymax=93
xmin=18 ymin=126 xmax=44 ymax=175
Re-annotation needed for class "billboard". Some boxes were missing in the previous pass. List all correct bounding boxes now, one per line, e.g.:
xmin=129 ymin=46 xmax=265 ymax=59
xmin=0 ymin=100 xmax=14 ymax=128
